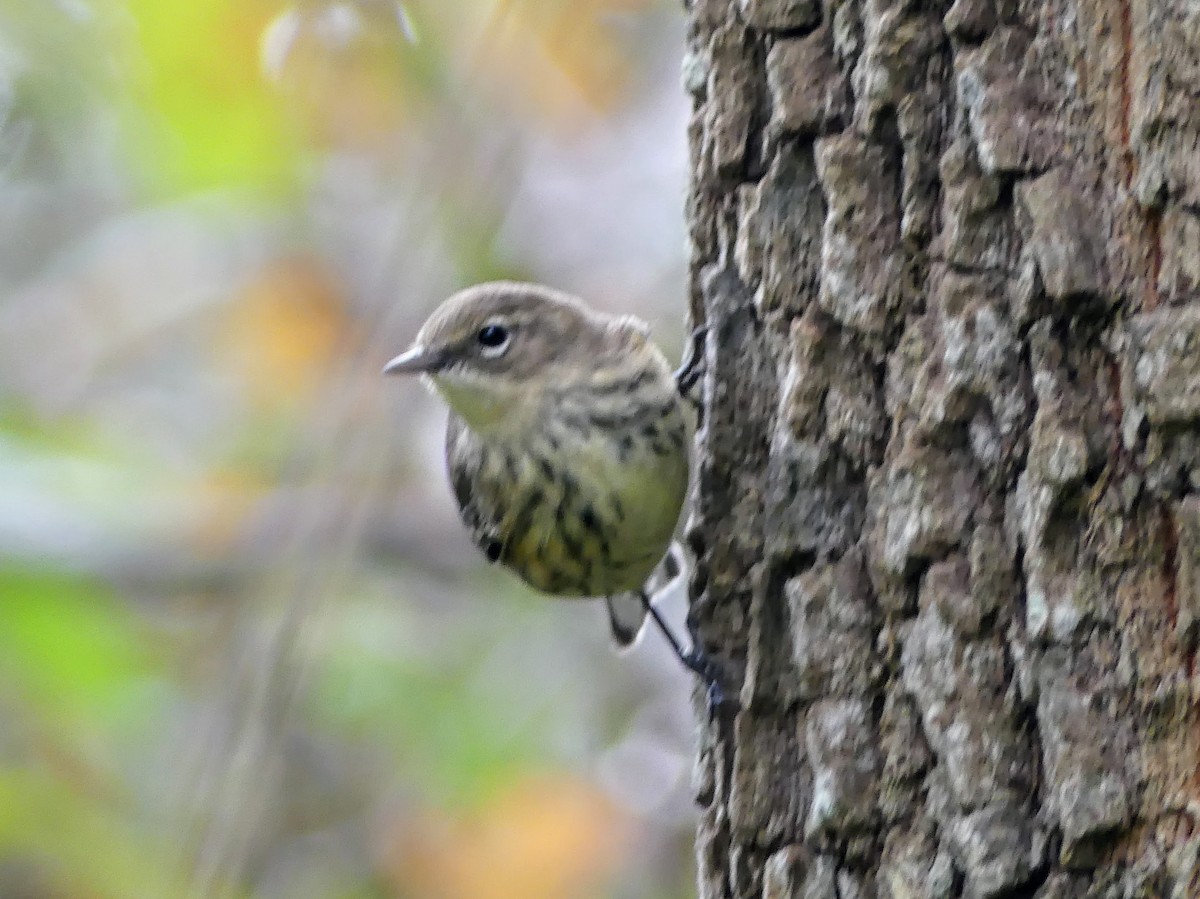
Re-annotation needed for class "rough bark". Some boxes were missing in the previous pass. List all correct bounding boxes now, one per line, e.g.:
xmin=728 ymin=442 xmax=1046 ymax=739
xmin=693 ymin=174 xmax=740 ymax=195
xmin=683 ymin=0 xmax=1200 ymax=896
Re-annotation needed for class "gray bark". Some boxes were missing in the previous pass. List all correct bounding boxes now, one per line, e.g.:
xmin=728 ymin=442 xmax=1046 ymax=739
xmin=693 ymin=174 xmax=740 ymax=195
xmin=683 ymin=0 xmax=1200 ymax=896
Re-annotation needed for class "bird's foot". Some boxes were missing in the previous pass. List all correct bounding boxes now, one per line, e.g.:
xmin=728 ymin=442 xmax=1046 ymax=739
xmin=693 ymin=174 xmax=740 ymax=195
xmin=681 ymin=646 xmax=738 ymax=717
xmin=637 ymin=586 xmax=737 ymax=716
xmin=673 ymin=324 xmax=707 ymax=399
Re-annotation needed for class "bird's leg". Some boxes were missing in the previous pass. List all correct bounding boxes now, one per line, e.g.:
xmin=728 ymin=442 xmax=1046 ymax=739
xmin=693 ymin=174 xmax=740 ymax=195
xmin=673 ymin=324 xmax=707 ymax=399
xmin=684 ymin=614 xmax=736 ymax=715
xmin=637 ymin=588 xmax=733 ymax=714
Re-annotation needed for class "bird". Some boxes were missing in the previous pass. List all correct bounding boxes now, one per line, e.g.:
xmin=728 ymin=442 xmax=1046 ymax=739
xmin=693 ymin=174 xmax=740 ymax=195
xmin=382 ymin=281 xmax=720 ymax=694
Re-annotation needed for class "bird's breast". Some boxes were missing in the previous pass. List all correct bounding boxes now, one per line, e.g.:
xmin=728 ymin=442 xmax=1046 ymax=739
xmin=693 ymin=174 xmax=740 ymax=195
xmin=446 ymin=389 xmax=689 ymax=597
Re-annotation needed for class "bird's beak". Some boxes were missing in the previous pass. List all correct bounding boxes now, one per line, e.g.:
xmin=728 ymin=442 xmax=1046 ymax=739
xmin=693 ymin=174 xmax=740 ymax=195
xmin=382 ymin=345 xmax=444 ymax=376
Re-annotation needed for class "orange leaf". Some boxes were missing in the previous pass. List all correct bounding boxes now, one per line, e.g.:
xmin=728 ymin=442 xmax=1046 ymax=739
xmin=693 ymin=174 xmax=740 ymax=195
xmin=381 ymin=773 xmax=630 ymax=899
xmin=219 ymin=257 xmax=347 ymax=410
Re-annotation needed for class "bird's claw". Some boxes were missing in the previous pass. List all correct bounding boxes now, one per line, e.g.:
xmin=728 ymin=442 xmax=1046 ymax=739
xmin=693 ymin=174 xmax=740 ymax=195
xmin=673 ymin=325 xmax=707 ymax=399
xmin=681 ymin=647 xmax=738 ymax=717
xmin=637 ymin=558 xmax=735 ymax=717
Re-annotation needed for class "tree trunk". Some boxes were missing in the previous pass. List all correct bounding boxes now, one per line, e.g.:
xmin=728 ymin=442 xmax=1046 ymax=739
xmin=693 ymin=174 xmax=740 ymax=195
xmin=683 ymin=0 xmax=1200 ymax=896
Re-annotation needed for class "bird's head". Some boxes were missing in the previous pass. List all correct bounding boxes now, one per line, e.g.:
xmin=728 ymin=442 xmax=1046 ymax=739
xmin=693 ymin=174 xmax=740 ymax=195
xmin=383 ymin=282 xmax=648 ymax=435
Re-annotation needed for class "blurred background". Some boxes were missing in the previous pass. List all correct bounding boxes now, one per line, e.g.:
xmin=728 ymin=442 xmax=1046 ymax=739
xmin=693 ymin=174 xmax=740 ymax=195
xmin=0 ymin=1 xmax=697 ymax=897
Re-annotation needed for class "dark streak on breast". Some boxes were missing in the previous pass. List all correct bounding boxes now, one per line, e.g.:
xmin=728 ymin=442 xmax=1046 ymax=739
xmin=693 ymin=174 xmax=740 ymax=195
xmin=560 ymin=469 xmax=579 ymax=504
xmin=579 ymin=505 xmax=600 ymax=535
xmin=505 ymin=485 xmax=545 ymax=554
xmin=560 ymin=527 xmax=584 ymax=559
xmin=587 ymin=411 xmax=624 ymax=431
xmin=617 ymin=434 xmax=634 ymax=463
xmin=560 ymin=413 xmax=591 ymax=438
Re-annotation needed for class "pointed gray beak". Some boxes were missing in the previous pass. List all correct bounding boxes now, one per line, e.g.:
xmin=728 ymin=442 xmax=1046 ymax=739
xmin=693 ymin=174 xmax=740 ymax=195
xmin=382 ymin=345 xmax=444 ymax=376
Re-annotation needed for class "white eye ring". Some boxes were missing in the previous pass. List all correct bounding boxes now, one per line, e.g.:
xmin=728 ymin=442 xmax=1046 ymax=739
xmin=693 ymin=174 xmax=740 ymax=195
xmin=476 ymin=322 xmax=511 ymax=357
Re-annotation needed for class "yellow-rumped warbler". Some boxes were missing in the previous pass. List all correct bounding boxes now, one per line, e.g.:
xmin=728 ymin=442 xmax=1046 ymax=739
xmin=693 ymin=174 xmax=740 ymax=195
xmin=383 ymin=281 xmax=718 ymax=692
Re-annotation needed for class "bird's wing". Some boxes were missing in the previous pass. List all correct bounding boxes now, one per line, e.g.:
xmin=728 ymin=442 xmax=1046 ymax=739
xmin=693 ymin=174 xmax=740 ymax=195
xmin=445 ymin=413 xmax=505 ymax=561
xmin=445 ymin=414 xmax=472 ymax=510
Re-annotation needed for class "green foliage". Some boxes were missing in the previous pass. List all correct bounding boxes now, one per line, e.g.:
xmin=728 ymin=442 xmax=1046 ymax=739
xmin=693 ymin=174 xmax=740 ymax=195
xmin=0 ymin=768 xmax=185 ymax=899
xmin=122 ymin=0 xmax=301 ymax=197
xmin=309 ymin=592 xmax=552 ymax=807
xmin=0 ymin=568 xmax=180 ymax=898
xmin=0 ymin=567 xmax=160 ymax=735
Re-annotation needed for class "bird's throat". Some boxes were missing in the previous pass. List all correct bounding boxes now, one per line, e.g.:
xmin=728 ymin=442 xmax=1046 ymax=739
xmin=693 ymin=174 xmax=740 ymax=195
xmin=432 ymin=374 xmax=537 ymax=437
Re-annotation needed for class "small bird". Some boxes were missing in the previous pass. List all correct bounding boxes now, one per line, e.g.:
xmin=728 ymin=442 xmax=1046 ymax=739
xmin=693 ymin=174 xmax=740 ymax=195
xmin=383 ymin=281 xmax=716 ymax=689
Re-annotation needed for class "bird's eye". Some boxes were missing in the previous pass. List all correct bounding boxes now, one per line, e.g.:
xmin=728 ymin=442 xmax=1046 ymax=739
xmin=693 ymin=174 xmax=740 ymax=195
xmin=476 ymin=324 xmax=510 ymax=351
